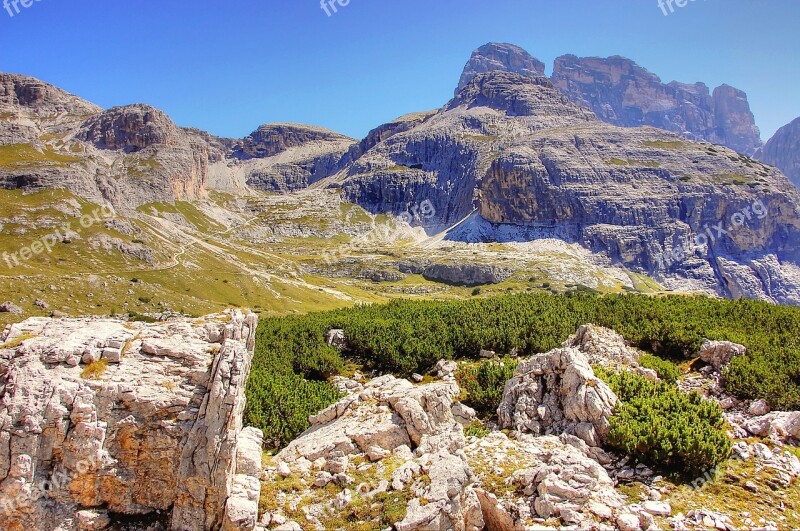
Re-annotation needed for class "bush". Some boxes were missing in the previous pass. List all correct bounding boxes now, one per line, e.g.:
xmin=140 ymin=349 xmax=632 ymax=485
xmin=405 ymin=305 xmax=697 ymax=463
xmin=244 ymin=292 xmax=800 ymax=448
xmin=639 ymin=353 xmax=681 ymax=384
xmin=456 ymin=359 xmax=518 ymax=415
xmin=597 ymin=368 xmax=731 ymax=476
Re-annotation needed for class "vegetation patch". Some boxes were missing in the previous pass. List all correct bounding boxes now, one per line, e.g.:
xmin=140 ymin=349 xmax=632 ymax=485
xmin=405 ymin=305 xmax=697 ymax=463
xmin=81 ymin=359 xmax=109 ymax=380
xmin=597 ymin=367 xmax=731 ymax=476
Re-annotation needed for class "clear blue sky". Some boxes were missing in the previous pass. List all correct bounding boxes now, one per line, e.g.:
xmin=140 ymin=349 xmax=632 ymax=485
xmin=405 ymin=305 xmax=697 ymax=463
xmin=1 ymin=0 xmax=798 ymax=141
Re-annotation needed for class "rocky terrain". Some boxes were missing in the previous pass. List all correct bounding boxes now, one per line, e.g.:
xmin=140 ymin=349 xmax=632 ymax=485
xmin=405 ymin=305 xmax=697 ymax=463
xmin=758 ymin=116 xmax=800 ymax=188
xmin=259 ymin=324 xmax=800 ymax=530
xmin=0 ymin=309 xmax=261 ymax=530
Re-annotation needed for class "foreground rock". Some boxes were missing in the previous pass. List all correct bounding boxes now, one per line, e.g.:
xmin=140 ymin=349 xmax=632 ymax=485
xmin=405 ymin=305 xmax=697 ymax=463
xmin=465 ymin=432 xmax=625 ymax=529
xmin=497 ymin=346 xmax=618 ymax=448
xmin=0 ymin=310 xmax=261 ymax=531
xmin=271 ymin=372 xmax=484 ymax=530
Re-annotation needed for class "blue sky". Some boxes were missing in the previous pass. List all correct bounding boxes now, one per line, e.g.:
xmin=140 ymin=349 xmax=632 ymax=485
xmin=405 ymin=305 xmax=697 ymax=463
xmin=1 ymin=0 xmax=798 ymax=141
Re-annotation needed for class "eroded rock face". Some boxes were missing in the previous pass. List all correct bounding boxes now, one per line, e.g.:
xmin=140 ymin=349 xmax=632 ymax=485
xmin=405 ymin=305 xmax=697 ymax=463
xmin=759 ymin=116 xmax=800 ymax=188
xmin=273 ymin=372 xmax=484 ymax=530
xmin=422 ymin=263 xmax=514 ymax=286
xmin=497 ymin=347 xmax=618 ymax=447
xmin=456 ymin=43 xmax=546 ymax=95
xmin=339 ymin=66 xmax=800 ymax=305
xmin=551 ymin=54 xmax=762 ymax=155
xmin=0 ymin=310 xmax=261 ymax=531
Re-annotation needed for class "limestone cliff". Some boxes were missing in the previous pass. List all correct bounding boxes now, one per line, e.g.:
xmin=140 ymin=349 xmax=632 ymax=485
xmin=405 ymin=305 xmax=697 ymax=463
xmin=0 ymin=310 xmax=262 ymax=531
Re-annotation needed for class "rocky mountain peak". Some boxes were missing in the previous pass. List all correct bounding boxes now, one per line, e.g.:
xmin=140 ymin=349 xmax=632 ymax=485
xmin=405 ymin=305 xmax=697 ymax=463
xmin=0 ymin=72 xmax=102 ymax=117
xmin=77 ymin=103 xmax=181 ymax=151
xmin=759 ymin=116 xmax=800 ymax=188
xmin=448 ymin=70 xmax=595 ymax=123
xmin=456 ymin=42 xmax=546 ymax=95
xmin=551 ymin=54 xmax=763 ymax=155
xmin=234 ymin=123 xmax=354 ymax=159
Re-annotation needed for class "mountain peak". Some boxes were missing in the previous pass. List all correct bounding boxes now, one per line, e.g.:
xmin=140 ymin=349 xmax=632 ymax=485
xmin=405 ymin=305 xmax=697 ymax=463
xmin=456 ymin=42 xmax=546 ymax=95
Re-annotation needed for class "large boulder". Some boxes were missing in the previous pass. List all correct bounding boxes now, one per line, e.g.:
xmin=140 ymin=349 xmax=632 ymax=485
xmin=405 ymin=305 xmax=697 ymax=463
xmin=497 ymin=347 xmax=618 ymax=447
xmin=0 ymin=310 xmax=261 ymax=531
xmin=698 ymin=339 xmax=746 ymax=369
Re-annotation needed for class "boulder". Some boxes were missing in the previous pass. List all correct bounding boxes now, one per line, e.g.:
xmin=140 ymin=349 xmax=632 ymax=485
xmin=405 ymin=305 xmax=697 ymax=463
xmin=497 ymin=347 xmax=618 ymax=447
xmin=0 ymin=310 xmax=261 ymax=531
xmin=698 ymin=339 xmax=746 ymax=369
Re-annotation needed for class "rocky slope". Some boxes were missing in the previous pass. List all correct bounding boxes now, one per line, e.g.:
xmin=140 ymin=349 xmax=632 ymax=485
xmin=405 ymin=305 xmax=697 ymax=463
xmin=0 ymin=72 xmax=357 ymax=205
xmin=0 ymin=309 xmax=261 ymax=531
xmin=759 ymin=116 xmax=800 ymax=188
xmin=336 ymin=68 xmax=800 ymax=304
xmin=551 ymin=54 xmax=763 ymax=155
xmin=262 ymin=324 xmax=800 ymax=530
xmin=210 ymin=123 xmax=355 ymax=193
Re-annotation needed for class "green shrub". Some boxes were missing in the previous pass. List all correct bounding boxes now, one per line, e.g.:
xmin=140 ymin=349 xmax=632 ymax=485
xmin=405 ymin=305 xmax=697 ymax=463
xmin=456 ymin=359 xmax=518 ymax=415
xmin=597 ymin=368 xmax=731 ymax=476
xmin=639 ymin=353 xmax=681 ymax=384
xmin=244 ymin=293 xmax=800 ymax=448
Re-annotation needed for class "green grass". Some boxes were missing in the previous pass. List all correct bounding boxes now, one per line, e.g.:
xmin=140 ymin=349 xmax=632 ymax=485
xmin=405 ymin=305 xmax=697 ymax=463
xmin=609 ymin=158 xmax=661 ymax=168
xmin=0 ymin=144 xmax=82 ymax=169
xmin=642 ymin=140 xmax=687 ymax=150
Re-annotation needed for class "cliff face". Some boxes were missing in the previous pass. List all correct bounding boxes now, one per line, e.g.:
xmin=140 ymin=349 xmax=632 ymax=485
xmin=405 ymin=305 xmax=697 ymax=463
xmin=0 ymin=310 xmax=262 ymax=531
xmin=339 ymin=70 xmax=800 ymax=304
xmin=551 ymin=54 xmax=763 ymax=155
xmin=456 ymin=42 xmax=546 ymax=95
xmin=759 ymin=117 xmax=800 ymax=188
xmin=214 ymin=123 xmax=356 ymax=193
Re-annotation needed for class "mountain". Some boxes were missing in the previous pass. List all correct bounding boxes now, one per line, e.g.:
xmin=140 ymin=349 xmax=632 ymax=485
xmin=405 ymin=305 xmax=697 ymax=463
xmin=336 ymin=69 xmax=800 ymax=304
xmin=758 ymin=116 xmax=800 ymax=188
xmin=1 ymin=44 xmax=799 ymax=308
xmin=456 ymin=42 xmax=546 ymax=95
xmin=550 ymin=54 xmax=763 ymax=155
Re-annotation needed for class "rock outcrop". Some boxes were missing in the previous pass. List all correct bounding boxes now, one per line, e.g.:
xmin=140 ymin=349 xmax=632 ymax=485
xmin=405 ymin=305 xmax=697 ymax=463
xmin=456 ymin=43 xmax=546 ymax=95
xmin=0 ymin=310 xmax=261 ymax=531
xmin=215 ymin=124 xmax=355 ymax=193
xmin=422 ymin=263 xmax=514 ymax=286
xmin=497 ymin=347 xmax=618 ymax=448
xmin=758 ymin=116 xmax=800 ymax=188
xmin=551 ymin=54 xmax=763 ymax=155
xmin=270 ymin=372 xmax=484 ymax=531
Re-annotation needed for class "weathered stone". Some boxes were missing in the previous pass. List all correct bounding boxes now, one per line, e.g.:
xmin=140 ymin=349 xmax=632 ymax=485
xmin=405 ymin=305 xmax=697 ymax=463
xmin=0 ymin=310 xmax=261 ymax=531
xmin=698 ymin=339 xmax=746 ymax=369
xmin=497 ymin=347 xmax=617 ymax=446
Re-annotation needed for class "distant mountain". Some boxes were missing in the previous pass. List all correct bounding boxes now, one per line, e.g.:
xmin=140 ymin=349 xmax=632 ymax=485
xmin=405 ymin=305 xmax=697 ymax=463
xmin=456 ymin=43 xmax=546 ymax=95
xmin=336 ymin=68 xmax=800 ymax=304
xmin=758 ymin=117 xmax=800 ymax=188
xmin=2 ymin=46 xmax=799 ymax=305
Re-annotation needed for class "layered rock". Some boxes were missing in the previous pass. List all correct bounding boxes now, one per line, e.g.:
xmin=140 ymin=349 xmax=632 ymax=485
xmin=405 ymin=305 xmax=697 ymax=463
xmin=551 ymin=54 xmax=762 ymax=155
xmin=497 ymin=347 xmax=618 ymax=448
xmin=340 ymin=66 xmax=800 ymax=304
xmin=422 ymin=262 xmax=514 ymax=286
xmin=758 ymin=116 xmax=800 ymax=188
xmin=209 ymin=123 xmax=355 ymax=193
xmin=0 ymin=310 xmax=261 ymax=531
xmin=456 ymin=43 xmax=546 ymax=95
xmin=0 ymin=72 xmax=102 ymax=144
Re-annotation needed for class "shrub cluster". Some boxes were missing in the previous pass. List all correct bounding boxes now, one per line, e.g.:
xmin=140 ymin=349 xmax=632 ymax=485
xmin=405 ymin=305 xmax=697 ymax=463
xmin=639 ymin=353 xmax=681 ymax=384
xmin=245 ymin=293 xmax=800 ymax=447
xmin=597 ymin=367 xmax=731 ymax=476
xmin=456 ymin=359 xmax=518 ymax=415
